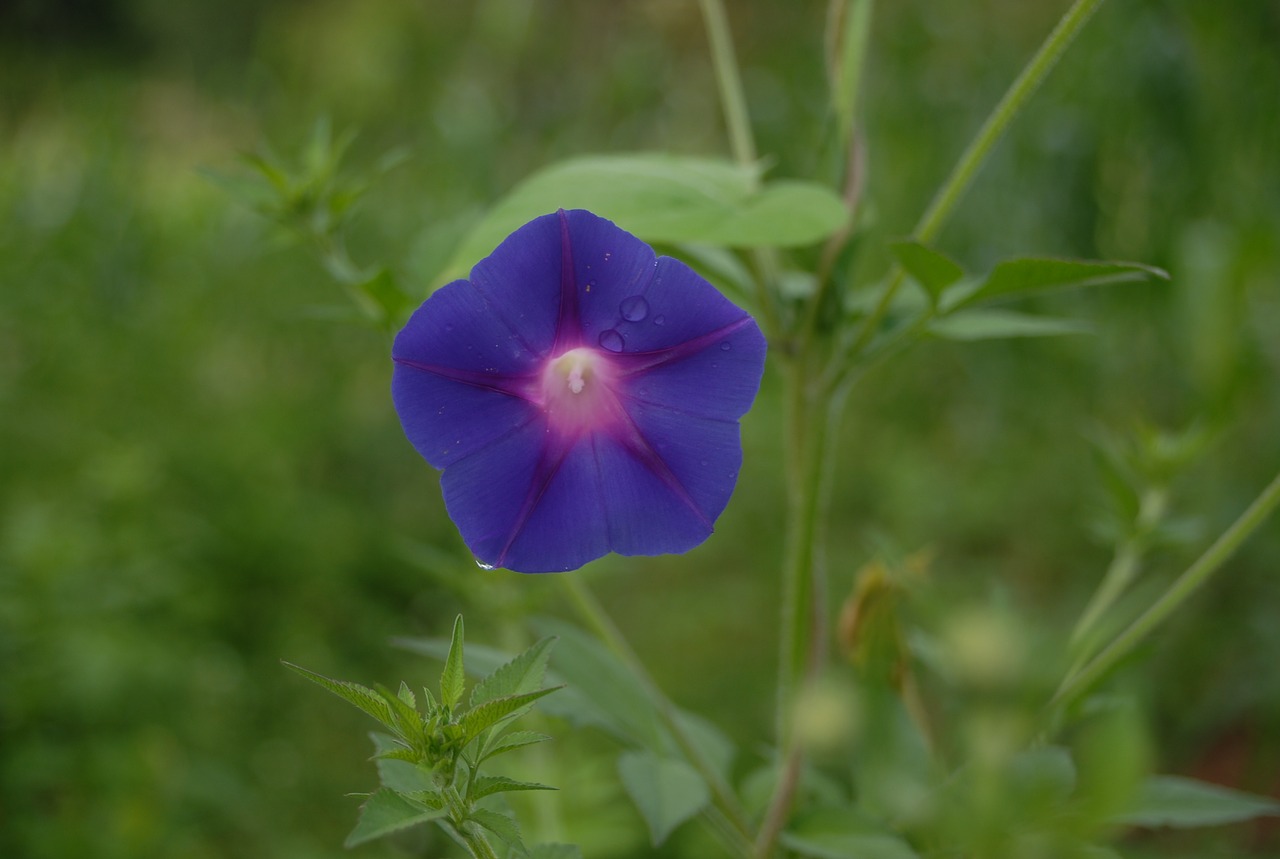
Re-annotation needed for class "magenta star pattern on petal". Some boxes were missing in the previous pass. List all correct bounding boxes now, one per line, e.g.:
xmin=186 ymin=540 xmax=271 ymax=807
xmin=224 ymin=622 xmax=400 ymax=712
xmin=391 ymin=209 xmax=767 ymax=573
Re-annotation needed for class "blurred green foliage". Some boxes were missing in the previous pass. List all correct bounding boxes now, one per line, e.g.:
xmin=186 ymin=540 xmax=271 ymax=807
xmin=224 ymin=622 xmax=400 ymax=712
xmin=2 ymin=1 xmax=1278 ymax=857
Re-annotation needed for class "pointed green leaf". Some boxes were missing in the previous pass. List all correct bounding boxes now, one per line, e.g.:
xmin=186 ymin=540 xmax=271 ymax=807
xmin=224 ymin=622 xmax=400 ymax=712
xmin=370 ymin=733 xmax=435 ymax=793
xmin=481 ymin=731 xmax=553 ymax=763
xmin=283 ymin=662 xmax=394 ymax=730
xmin=888 ymin=240 xmax=965 ymax=305
xmin=616 ymin=752 xmax=710 ymax=846
xmin=441 ymin=615 xmax=466 ymax=711
xmin=404 ymin=789 xmax=446 ymax=810
xmin=471 ymin=637 xmax=556 ymax=709
xmin=377 ymin=684 xmax=423 ymax=741
xmin=1111 ymin=775 xmax=1280 ymax=828
xmin=470 ymin=775 xmax=557 ymax=800
xmin=928 ymin=310 xmax=1092 ymax=341
xmin=461 ymin=687 xmax=561 ymax=742
xmin=949 ymin=257 xmax=1168 ymax=310
xmin=397 ymin=681 xmax=416 ymax=710
xmin=344 ymin=789 xmax=445 ymax=847
xmin=470 ymin=808 xmax=527 ymax=856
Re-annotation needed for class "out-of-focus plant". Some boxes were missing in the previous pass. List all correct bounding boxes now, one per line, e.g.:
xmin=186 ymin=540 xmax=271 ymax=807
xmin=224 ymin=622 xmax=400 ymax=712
xmin=235 ymin=0 xmax=1280 ymax=856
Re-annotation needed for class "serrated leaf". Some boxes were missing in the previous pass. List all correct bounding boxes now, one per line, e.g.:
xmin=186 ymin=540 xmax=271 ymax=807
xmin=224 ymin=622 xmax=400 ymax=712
xmin=928 ymin=310 xmax=1092 ymax=341
xmin=481 ymin=731 xmax=553 ymax=763
xmin=470 ymin=775 xmax=557 ymax=800
xmin=397 ymin=681 xmax=416 ymax=710
xmin=947 ymin=257 xmax=1168 ymax=310
xmin=888 ymin=240 xmax=965 ymax=305
xmin=616 ymin=752 xmax=710 ymax=846
xmin=370 ymin=733 xmax=435 ymax=793
xmin=441 ymin=615 xmax=466 ymax=711
xmin=377 ymin=684 xmax=423 ymax=741
xmin=471 ymin=637 xmax=556 ymax=710
xmin=781 ymin=808 xmax=920 ymax=859
xmin=344 ymin=789 xmax=445 ymax=847
xmin=461 ymin=687 xmax=561 ymax=742
xmin=1111 ymin=775 xmax=1280 ymax=828
xmin=470 ymin=808 xmax=527 ymax=856
xmin=283 ymin=662 xmax=394 ymax=730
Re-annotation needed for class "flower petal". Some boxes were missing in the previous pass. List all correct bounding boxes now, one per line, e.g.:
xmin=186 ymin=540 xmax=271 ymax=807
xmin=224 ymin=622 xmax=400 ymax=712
xmin=467 ymin=213 xmax=570 ymax=357
xmin=392 ymin=279 xmax=543 ymax=468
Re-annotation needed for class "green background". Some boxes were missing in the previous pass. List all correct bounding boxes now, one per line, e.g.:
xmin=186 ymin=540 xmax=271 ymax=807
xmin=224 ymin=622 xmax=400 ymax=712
xmin=2 ymin=1 xmax=1278 ymax=856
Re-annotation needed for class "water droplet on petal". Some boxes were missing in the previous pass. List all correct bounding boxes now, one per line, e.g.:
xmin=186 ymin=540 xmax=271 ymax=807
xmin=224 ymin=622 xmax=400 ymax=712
xmin=620 ymin=295 xmax=649 ymax=322
xmin=720 ymin=341 xmax=732 ymax=351
xmin=653 ymin=315 xmax=665 ymax=326
xmin=598 ymin=329 xmax=624 ymax=352
xmin=603 ymin=252 xmax=612 ymax=262
xmin=475 ymin=558 xmax=495 ymax=570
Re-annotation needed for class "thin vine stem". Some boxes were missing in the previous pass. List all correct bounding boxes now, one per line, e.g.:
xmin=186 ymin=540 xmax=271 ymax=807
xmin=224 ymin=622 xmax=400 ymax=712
xmin=697 ymin=0 xmax=758 ymax=171
xmin=834 ymin=0 xmax=1107 ymax=375
xmin=1053 ymin=467 xmax=1280 ymax=710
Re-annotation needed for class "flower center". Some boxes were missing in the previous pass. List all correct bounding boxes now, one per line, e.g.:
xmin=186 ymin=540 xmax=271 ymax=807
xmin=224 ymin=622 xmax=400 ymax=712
xmin=539 ymin=347 xmax=619 ymax=435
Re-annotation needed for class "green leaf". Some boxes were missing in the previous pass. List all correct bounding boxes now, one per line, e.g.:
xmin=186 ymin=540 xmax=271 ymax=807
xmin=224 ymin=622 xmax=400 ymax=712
xmin=470 ymin=775 xmax=556 ymax=800
xmin=470 ymin=636 xmax=556 ymax=709
xmin=377 ymin=684 xmax=423 ymax=741
xmin=1111 ymin=775 xmax=1280 ymax=828
xmin=616 ymin=751 xmax=710 ymax=846
xmin=460 ymin=687 xmax=561 ymax=741
xmin=441 ymin=615 xmax=466 ymax=712
xmin=344 ymin=789 xmax=444 ymax=847
xmin=928 ymin=310 xmax=1092 ymax=341
xmin=888 ymin=240 xmax=965 ymax=305
xmin=283 ymin=662 xmax=394 ymax=730
xmin=527 ymin=617 xmax=666 ymax=746
xmin=696 ymin=180 xmax=849 ymax=248
xmin=370 ymin=733 xmax=435 ymax=794
xmin=781 ymin=808 xmax=920 ymax=859
xmin=481 ymin=731 xmax=553 ymax=763
xmin=946 ymin=257 xmax=1168 ymax=310
xmin=470 ymin=808 xmax=527 ymax=856
xmin=443 ymin=154 xmax=847 ymax=281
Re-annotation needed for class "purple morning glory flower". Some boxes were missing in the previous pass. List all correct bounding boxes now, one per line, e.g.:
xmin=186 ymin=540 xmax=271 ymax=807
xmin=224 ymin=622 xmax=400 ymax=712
xmin=391 ymin=209 xmax=766 ymax=573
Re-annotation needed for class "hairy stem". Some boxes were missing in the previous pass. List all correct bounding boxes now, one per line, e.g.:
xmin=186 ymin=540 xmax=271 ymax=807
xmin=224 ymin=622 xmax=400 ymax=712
xmin=1054 ymin=468 xmax=1280 ymax=709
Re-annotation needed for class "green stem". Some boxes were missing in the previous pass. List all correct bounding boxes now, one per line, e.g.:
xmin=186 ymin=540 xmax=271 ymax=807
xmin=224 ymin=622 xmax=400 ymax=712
xmin=915 ymin=0 xmax=1104 ymax=244
xmin=697 ymin=0 xmax=758 ymax=171
xmin=695 ymin=0 xmax=788 ymax=346
xmin=558 ymin=577 xmax=756 ymax=853
xmin=775 ymin=361 xmax=834 ymax=734
xmin=462 ymin=826 xmax=500 ymax=859
xmin=1053 ymin=468 xmax=1280 ymax=709
xmin=836 ymin=0 xmax=1106 ymax=371
xmin=1068 ymin=487 xmax=1167 ymax=657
